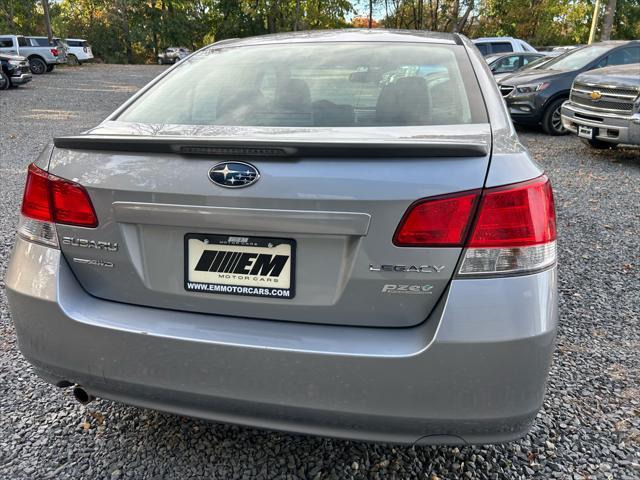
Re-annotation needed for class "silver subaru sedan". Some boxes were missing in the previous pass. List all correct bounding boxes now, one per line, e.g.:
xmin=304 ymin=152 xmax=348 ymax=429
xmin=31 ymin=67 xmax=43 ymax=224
xmin=6 ymin=30 xmax=558 ymax=445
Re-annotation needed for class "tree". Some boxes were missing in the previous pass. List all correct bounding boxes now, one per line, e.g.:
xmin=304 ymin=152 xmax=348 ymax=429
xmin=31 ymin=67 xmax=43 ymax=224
xmin=601 ymin=0 xmax=617 ymax=40
xmin=353 ymin=15 xmax=379 ymax=26
xmin=29 ymin=0 xmax=640 ymax=64
xmin=42 ymin=0 xmax=53 ymax=41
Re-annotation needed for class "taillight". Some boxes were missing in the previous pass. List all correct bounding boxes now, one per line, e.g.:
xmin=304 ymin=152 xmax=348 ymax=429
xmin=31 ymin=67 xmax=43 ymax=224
xmin=50 ymin=177 xmax=99 ymax=226
xmin=18 ymin=164 xmax=98 ymax=247
xmin=395 ymin=175 xmax=556 ymax=277
xmin=51 ymin=48 xmax=58 ymax=56
xmin=393 ymin=192 xmax=479 ymax=247
xmin=21 ymin=163 xmax=52 ymax=222
xmin=467 ymin=177 xmax=556 ymax=248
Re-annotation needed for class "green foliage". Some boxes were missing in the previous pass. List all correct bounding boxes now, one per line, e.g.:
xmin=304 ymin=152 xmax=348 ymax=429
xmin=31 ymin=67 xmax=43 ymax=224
xmin=614 ymin=0 xmax=640 ymax=39
xmin=0 ymin=0 xmax=43 ymax=34
xmin=0 ymin=0 xmax=637 ymax=63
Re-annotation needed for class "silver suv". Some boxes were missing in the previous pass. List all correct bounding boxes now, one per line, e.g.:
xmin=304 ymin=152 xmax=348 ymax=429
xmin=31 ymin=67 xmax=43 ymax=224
xmin=6 ymin=30 xmax=558 ymax=445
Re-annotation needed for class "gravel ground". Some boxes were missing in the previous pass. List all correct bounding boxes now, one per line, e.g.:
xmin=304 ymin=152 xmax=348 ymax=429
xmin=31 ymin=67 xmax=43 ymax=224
xmin=1 ymin=64 xmax=639 ymax=480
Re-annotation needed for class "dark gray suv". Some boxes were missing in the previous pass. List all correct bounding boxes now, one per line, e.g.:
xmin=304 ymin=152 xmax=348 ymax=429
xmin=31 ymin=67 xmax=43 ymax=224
xmin=499 ymin=40 xmax=640 ymax=134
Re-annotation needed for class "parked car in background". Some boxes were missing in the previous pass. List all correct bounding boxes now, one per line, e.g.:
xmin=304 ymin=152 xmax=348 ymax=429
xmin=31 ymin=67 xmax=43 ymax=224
xmin=552 ymin=45 xmax=581 ymax=53
xmin=498 ymin=40 xmax=640 ymax=134
xmin=561 ymin=63 xmax=640 ymax=148
xmin=157 ymin=47 xmax=190 ymax=64
xmin=7 ymin=29 xmax=559 ymax=446
xmin=27 ymin=37 xmax=68 ymax=71
xmin=0 ymin=34 xmax=66 ymax=74
xmin=493 ymin=52 xmax=562 ymax=83
xmin=65 ymin=38 xmax=94 ymax=65
xmin=486 ymin=52 xmax=546 ymax=76
xmin=473 ymin=37 xmax=538 ymax=56
xmin=537 ymin=45 xmax=582 ymax=54
xmin=0 ymin=53 xmax=32 ymax=89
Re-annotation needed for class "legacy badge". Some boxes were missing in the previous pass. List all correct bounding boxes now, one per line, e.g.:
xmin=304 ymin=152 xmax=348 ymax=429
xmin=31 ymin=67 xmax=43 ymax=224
xmin=370 ymin=264 xmax=445 ymax=273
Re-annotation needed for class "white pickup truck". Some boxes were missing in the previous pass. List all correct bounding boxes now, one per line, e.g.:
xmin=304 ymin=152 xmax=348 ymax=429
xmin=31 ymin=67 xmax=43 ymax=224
xmin=0 ymin=34 xmax=67 ymax=74
xmin=473 ymin=37 xmax=538 ymax=56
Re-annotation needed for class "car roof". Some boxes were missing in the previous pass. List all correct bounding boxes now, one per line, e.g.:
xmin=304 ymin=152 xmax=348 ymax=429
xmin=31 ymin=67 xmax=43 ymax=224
xmin=594 ymin=40 xmax=640 ymax=46
xmin=210 ymin=29 xmax=461 ymax=49
xmin=488 ymin=52 xmax=542 ymax=58
xmin=569 ymin=40 xmax=639 ymax=54
xmin=66 ymin=38 xmax=87 ymax=41
xmin=473 ymin=37 xmax=516 ymax=42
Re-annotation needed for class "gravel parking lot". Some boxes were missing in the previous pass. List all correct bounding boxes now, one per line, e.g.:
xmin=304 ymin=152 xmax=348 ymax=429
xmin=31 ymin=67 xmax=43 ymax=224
xmin=1 ymin=64 xmax=639 ymax=480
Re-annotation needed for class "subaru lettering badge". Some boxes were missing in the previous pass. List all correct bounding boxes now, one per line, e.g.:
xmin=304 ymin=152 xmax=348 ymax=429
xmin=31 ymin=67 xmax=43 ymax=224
xmin=208 ymin=162 xmax=260 ymax=188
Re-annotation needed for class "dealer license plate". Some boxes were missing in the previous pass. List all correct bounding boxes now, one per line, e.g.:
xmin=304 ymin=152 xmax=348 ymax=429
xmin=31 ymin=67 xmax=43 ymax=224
xmin=185 ymin=234 xmax=295 ymax=299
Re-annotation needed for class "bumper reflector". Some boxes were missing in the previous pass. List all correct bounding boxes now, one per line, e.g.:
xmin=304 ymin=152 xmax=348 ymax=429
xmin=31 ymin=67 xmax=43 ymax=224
xmin=458 ymin=241 xmax=556 ymax=276
xmin=17 ymin=215 xmax=58 ymax=248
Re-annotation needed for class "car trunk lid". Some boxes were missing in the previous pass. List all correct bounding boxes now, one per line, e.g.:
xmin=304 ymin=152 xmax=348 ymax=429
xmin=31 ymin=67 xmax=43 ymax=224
xmin=50 ymin=122 xmax=491 ymax=328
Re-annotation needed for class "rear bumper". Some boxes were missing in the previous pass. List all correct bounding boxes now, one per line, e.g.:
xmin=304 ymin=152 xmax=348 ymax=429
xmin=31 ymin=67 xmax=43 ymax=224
xmin=71 ymin=51 xmax=94 ymax=62
xmin=561 ymin=102 xmax=640 ymax=145
xmin=6 ymin=238 xmax=558 ymax=445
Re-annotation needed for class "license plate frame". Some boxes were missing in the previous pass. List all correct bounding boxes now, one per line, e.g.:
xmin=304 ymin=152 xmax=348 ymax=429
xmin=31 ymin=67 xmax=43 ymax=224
xmin=578 ymin=125 xmax=594 ymax=139
xmin=184 ymin=234 xmax=296 ymax=299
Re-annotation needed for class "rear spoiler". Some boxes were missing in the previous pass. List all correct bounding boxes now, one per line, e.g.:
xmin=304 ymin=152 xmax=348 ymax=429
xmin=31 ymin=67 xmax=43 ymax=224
xmin=53 ymin=135 xmax=489 ymax=158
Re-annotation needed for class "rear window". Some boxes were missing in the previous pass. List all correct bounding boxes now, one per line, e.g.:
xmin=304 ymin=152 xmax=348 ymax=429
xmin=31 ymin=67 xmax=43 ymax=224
xmin=30 ymin=38 xmax=50 ymax=47
xmin=119 ymin=42 xmax=487 ymax=127
xmin=476 ymin=43 xmax=490 ymax=56
xmin=490 ymin=42 xmax=513 ymax=53
xmin=0 ymin=38 xmax=13 ymax=48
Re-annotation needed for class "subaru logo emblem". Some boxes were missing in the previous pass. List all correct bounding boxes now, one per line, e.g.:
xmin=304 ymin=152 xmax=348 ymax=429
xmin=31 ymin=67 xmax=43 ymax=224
xmin=208 ymin=162 xmax=260 ymax=188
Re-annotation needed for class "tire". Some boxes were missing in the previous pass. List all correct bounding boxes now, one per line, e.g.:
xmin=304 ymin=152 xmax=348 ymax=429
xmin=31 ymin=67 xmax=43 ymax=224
xmin=67 ymin=54 xmax=79 ymax=66
xmin=542 ymin=98 xmax=569 ymax=135
xmin=0 ymin=71 xmax=9 ymax=90
xmin=582 ymin=138 xmax=616 ymax=150
xmin=46 ymin=64 xmax=54 ymax=72
xmin=29 ymin=57 xmax=47 ymax=75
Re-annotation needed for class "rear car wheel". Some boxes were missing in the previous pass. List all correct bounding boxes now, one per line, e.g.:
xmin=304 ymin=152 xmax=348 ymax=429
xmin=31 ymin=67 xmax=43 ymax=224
xmin=29 ymin=57 xmax=47 ymax=75
xmin=46 ymin=65 xmax=54 ymax=72
xmin=67 ymin=54 xmax=79 ymax=66
xmin=582 ymin=138 xmax=615 ymax=150
xmin=0 ymin=71 xmax=9 ymax=90
xmin=542 ymin=98 xmax=569 ymax=135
